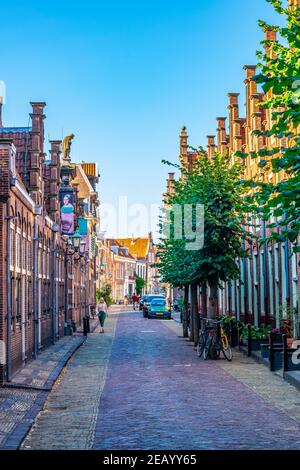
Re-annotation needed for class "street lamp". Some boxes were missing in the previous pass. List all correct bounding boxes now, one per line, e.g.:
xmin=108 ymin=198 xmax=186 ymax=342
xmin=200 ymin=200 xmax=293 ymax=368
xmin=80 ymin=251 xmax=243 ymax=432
xmin=80 ymin=238 xmax=86 ymax=255
xmin=72 ymin=230 xmax=82 ymax=251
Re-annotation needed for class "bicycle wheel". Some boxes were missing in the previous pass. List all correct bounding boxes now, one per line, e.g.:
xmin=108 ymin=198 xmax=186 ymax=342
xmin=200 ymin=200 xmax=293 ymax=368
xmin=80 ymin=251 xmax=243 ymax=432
xmin=197 ymin=331 xmax=206 ymax=358
xmin=221 ymin=334 xmax=233 ymax=361
xmin=203 ymin=335 xmax=212 ymax=360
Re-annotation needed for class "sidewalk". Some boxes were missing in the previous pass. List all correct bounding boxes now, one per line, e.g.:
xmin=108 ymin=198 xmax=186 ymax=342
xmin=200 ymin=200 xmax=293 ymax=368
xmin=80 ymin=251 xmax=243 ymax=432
xmin=172 ymin=313 xmax=300 ymax=391
xmin=0 ymin=319 xmax=98 ymax=449
xmin=164 ymin=319 xmax=300 ymax=416
xmin=21 ymin=313 xmax=117 ymax=450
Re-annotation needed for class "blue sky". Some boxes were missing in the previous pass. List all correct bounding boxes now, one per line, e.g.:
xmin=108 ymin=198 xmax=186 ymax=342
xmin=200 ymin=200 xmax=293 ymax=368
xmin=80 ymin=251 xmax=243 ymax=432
xmin=1 ymin=0 xmax=282 ymax=237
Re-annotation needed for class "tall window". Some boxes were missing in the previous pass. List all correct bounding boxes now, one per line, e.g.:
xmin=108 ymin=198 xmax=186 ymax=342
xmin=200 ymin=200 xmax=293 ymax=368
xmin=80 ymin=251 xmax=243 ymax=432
xmin=15 ymin=276 xmax=21 ymax=324
xmin=240 ymin=259 xmax=245 ymax=315
xmin=291 ymin=249 xmax=299 ymax=337
xmin=236 ymin=279 xmax=240 ymax=320
xmin=260 ymin=251 xmax=265 ymax=317
xmin=247 ymin=258 xmax=253 ymax=314
xmin=253 ymin=253 xmax=258 ymax=326
xmin=280 ymin=243 xmax=287 ymax=317
xmin=274 ymin=244 xmax=280 ymax=326
xmin=231 ymin=282 xmax=235 ymax=314
xmin=27 ymin=278 xmax=32 ymax=319
xmin=16 ymin=233 xmax=21 ymax=269
xmin=268 ymin=246 xmax=274 ymax=317
xmin=10 ymin=228 xmax=15 ymax=267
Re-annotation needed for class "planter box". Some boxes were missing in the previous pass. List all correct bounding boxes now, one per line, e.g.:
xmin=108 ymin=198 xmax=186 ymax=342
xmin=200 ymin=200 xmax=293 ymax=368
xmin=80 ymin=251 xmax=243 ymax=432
xmin=270 ymin=347 xmax=283 ymax=371
xmin=271 ymin=333 xmax=283 ymax=342
xmin=284 ymin=348 xmax=300 ymax=372
xmin=229 ymin=327 xmax=239 ymax=348
xmin=249 ymin=338 xmax=269 ymax=351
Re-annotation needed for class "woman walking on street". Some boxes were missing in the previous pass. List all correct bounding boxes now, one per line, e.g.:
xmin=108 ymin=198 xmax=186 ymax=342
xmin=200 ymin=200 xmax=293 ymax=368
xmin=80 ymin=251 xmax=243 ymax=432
xmin=97 ymin=297 xmax=108 ymax=334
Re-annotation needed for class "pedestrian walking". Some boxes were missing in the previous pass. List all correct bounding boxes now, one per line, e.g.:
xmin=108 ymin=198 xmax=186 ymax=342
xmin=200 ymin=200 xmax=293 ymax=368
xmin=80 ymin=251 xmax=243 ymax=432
xmin=132 ymin=293 xmax=138 ymax=310
xmin=97 ymin=297 xmax=108 ymax=334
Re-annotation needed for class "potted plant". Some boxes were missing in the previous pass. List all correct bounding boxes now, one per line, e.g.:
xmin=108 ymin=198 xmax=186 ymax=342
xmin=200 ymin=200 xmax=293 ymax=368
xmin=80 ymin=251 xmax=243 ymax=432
xmin=242 ymin=324 xmax=271 ymax=351
xmin=219 ymin=315 xmax=245 ymax=348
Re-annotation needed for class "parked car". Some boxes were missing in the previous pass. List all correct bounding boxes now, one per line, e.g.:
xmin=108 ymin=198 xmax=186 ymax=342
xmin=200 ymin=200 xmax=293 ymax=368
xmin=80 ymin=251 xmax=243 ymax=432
xmin=139 ymin=295 xmax=147 ymax=310
xmin=147 ymin=299 xmax=171 ymax=320
xmin=142 ymin=295 xmax=165 ymax=317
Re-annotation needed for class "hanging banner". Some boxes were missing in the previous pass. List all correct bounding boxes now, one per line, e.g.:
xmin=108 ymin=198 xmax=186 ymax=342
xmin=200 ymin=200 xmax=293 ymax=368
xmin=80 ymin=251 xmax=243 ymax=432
xmin=78 ymin=217 xmax=88 ymax=236
xmin=78 ymin=217 xmax=89 ymax=254
xmin=60 ymin=191 xmax=75 ymax=235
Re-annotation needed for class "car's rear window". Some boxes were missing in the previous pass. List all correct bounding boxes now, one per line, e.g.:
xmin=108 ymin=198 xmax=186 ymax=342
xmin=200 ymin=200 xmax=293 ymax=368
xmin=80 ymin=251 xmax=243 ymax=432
xmin=146 ymin=295 xmax=164 ymax=301
xmin=151 ymin=300 xmax=166 ymax=306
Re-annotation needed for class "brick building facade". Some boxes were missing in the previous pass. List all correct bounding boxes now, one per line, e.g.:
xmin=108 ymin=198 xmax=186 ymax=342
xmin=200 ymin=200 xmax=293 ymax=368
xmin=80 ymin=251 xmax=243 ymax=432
xmin=165 ymin=14 xmax=300 ymax=335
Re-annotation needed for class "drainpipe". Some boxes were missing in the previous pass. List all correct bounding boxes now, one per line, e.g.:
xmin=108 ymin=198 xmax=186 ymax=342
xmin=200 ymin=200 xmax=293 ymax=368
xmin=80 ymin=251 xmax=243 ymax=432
xmin=51 ymin=225 xmax=58 ymax=344
xmin=33 ymin=214 xmax=39 ymax=359
xmin=284 ymin=235 xmax=290 ymax=306
xmin=85 ymin=257 xmax=88 ymax=318
xmin=6 ymin=196 xmax=12 ymax=382
xmin=242 ymin=236 xmax=247 ymax=324
xmin=64 ymin=251 xmax=68 ymax=335
xmin=262 ymin=220 xmax=268 ymax=324
xmin=6 ymin=143 xmax=14 ymax=382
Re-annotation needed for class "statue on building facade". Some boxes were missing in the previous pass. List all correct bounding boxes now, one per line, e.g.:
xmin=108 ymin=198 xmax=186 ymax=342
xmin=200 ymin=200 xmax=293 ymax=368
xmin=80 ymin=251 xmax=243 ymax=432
xmin=62 ymin=133 xmax=75 ymax=164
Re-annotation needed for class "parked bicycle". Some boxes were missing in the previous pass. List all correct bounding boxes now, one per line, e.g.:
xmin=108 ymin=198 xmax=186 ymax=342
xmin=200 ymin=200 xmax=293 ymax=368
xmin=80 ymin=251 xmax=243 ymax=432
xmin=197 ymin=317 xmax=233 ymax=361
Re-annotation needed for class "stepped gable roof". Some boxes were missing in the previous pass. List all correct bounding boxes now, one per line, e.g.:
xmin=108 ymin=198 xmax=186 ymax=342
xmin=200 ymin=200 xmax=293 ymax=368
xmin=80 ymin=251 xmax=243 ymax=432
xmin=107 ymin=238 xmax=136 ymax=260
xmin=115 ymin=237 xmax=149 ymax=259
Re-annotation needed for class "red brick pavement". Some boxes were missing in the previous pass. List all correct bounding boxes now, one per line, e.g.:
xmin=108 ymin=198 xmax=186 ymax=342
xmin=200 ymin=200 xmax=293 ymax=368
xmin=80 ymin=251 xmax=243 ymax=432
xmin=93 ymin=312 xmax=300 ymax=450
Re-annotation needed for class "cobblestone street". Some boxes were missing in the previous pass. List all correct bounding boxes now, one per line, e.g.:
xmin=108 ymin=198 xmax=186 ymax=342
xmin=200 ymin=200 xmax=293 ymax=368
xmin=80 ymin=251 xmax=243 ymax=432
xmin=12 ymin=309 xmax=300 ymax=450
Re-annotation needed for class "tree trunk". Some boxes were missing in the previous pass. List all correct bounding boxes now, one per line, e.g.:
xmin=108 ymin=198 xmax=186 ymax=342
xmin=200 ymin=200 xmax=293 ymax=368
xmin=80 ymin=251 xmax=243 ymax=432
xmin=182 ymin=284 xmax=189 ymax=338
xmin=191 ymin=282 xmax=199 ymax=346
xmin=200 ymin=282 xmax=207 ymax=318
xmin=208 ymin=280 xmax=218 ymax=319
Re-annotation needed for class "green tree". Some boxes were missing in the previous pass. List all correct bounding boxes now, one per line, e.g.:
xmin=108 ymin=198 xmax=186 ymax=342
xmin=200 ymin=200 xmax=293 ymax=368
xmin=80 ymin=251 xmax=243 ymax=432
xmin=135 ymin=273 xmax=146 ymax=296
xmin=158 ymin=152 xmax=249 ymax=342
xmin=237 ymin=0 xmax=300 ymax=250
xmin=96 ymin=283 xmax=113 ymax=306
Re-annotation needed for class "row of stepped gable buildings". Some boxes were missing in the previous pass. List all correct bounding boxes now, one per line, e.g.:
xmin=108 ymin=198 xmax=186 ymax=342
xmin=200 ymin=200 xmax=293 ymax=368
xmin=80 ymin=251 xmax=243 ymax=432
xmin=0 ymin=100 xmax=101 ymax=384
xmin=96 ymin=234 xmax=160 ymax=302
xmin=165 ymin=10 xmax=300 ymax=336
xmin=0 ymin=97 xmax=160 ymax=384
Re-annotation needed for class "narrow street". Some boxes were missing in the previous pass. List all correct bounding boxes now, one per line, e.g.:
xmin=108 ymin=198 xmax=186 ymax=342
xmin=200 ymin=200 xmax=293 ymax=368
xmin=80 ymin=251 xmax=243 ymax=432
xmin=21 ymin=310 xmax=300 ymax=450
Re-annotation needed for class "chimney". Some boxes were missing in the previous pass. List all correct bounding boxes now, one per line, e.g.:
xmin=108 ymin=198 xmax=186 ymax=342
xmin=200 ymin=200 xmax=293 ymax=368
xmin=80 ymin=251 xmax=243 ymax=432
xmin=264 ymin=29 xmax=277 ymax=59
xmin=49 ymin=140 xmax=62 ymax=224
xmin=228 ymin=93 xmax=240 ymax=153
xmin=232 ymin=118 xmax=245 ymax=153
xmin=243 ymin=66 xmax=257 ymax=149
xmin=288 ymin=0 xmax=300 ymax=10
xmin=179 ymin=126 xmax=188 ymax=165
xmin=207 ymin=135 xmax=216 ymax=160
xmin=29 ymin=102 xmax=46 ymax=206
xmin=216 ymin=117 xmax=227 ymax=154
xmin=166 ymin=172 xmax=175 ymax=196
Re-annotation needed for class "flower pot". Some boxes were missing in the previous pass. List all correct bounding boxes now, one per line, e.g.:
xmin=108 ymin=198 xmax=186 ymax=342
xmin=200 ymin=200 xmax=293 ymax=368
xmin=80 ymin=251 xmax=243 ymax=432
xmin=286 ymin=338 xmax=295 ymax=348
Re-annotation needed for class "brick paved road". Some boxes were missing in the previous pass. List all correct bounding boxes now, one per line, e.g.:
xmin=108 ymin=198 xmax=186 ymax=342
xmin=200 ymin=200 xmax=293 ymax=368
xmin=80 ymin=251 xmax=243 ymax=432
xmin=93 ymin=312 xmax=300 ymax=450
xmin=19 ymin=311 xmax=300 ymax=450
